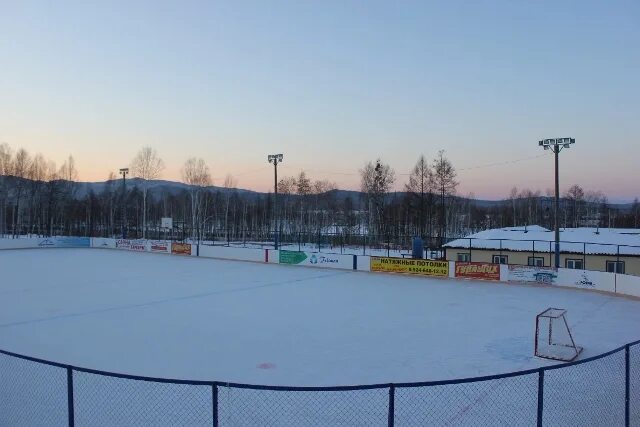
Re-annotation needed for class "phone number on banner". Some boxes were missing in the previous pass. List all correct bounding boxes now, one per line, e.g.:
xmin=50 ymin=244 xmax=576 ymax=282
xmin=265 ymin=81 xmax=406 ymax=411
xmin=370 ymin=257 xmax=449 ymax=277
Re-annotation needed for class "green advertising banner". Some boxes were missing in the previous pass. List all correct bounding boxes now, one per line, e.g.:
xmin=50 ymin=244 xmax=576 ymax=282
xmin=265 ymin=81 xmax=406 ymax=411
xmin=279 ymin=250 xmax=308 ymax=265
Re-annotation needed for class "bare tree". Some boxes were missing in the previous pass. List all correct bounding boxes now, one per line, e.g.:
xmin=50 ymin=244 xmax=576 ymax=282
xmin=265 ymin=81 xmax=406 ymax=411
xmin=507 ymin=187 xmax=519 ymax=226
xmin=360 ymin=159 xmax=395 ymax=235
xmin=431 ymin=150 xmax=458 ymax=245
xmin=12 ymin=148 xmax=31 ymax=236
xmin=181 ymin=157 xmax=211 ymax=240
xmin=223 ymin=174 xmax=237 ymax=240
xmin=296 ymin=171 xmax=312 ymax=231
xmin=131 ymin=147 xmax=165 ymax=238
xmin=0 ymin=144 xmax=13 ymax=236
xmin=565 ymin=184 xmax=585 ymax=228
xmin=405 ymin=154 xmax=434 ymax=236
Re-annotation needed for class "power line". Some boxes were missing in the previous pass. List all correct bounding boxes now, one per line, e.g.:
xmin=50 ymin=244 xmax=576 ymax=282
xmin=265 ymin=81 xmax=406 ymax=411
xmin=456 ymin=153 xmax=549 ymax=172
xmin=278 ymin=153 xmax=550 ymax=177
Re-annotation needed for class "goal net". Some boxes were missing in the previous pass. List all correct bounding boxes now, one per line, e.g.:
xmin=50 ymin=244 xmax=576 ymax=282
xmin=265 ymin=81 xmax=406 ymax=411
xmin=535 ymin=308 xmax=583 ymax=362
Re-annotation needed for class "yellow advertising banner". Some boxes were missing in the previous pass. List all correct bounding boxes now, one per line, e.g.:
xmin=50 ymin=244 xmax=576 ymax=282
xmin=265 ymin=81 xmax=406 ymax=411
xmin=370 ymin=257 xmax=449 ymax=277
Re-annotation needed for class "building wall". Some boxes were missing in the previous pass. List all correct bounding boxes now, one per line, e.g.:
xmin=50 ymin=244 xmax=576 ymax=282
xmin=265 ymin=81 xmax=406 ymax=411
xmin=446 ymin=248 xmax=640 ymax=276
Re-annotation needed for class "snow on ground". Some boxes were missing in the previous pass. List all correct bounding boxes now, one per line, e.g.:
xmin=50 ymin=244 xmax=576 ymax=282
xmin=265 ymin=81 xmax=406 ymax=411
xmin=1 ymin=249 xmax=639 ymax=387
xmin=445 ymin=226 xmax=640 ymax=255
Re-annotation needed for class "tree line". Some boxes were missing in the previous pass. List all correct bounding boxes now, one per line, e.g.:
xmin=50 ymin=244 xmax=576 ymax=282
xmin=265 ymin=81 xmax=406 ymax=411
xmin=0 ymin=143 xmax=638 ymax=247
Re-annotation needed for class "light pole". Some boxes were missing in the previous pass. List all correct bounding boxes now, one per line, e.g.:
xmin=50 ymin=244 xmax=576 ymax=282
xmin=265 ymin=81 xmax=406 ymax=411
xmin=119 ymin=168 xmax=129 ymax=239
xmin=268 ymin=154 xmax=283 ymax=249
xmin=538 ymin=138 xmax=575 ymax=269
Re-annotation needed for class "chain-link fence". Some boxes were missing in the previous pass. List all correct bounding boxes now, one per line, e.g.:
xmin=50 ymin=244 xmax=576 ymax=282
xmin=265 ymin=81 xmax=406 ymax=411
xmin=1 ymin=341 xmax=638 ymax=426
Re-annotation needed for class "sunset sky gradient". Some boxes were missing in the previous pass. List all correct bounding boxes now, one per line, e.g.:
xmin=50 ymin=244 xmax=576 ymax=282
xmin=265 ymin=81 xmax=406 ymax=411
xmin=1 ymin=1 xmax=638 ymax=200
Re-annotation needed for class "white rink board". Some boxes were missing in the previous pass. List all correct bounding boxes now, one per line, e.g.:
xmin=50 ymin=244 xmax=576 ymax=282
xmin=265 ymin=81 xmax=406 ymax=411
xmin=0 ymin=238 xmax=42 ymax=249
xmin=616 ymin=274 xmax=640 ymax=298
xmin=356 ymin=255 xmax=371 ymax=271
xmin=198 ymin=245 xmax=264 ymax=262
xmin=91 ymin=237 xmax=117 ymax=249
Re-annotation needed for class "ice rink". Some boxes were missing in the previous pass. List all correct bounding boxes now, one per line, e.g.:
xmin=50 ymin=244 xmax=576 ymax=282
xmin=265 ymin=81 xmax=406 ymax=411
xmin=1 ymin=248 xmax=639 ymax=387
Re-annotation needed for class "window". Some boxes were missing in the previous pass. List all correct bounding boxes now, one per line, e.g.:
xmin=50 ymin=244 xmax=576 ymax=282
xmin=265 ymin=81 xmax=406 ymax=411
xmin=606 ymin=261 xmax=625 ymax=274
xmin=457 ymin=253 xmax=471 ymax=262
xmin=565 ymin=259 xmax=584 ymax=270
xmin=528 ymin=257 xmax=545 ymax=267
xmin=492 ymin=255 xmax=508 ymax=264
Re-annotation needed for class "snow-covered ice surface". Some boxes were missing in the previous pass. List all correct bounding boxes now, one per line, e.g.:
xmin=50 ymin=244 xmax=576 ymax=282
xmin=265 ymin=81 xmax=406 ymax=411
xmin=1 ymin=249 xmax=640 ymax=426
xmin=1 ymin=249 xmax=638 ymax=386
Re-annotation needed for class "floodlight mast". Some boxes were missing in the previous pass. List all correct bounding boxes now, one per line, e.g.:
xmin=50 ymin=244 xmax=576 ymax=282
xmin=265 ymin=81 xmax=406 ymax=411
xmin=267 ymin=154 xmax=284 ymax=249
xmin=538 ymin=138 xmax=575 ymax=268
xmin=119 ymin=168 xmax=129 ymax=239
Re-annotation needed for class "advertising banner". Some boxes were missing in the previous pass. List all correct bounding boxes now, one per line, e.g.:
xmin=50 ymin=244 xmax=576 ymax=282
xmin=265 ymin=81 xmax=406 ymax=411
xmin=454 ymin=262 xmax=500 ymax=281
xmin=279 ymin=250 xmax=309 ymax=265
xmin=116 ymin=239 xmax=131 ymax=250
xmin=278 ymin=250 xmax=352 ymax=269
xmin=556 ymin=268 xmax=615 ymax=293
xmin=115 ymin=239 xmax=146 ymax=251
xmin=370 ymin=257 xmax=449 ymax=277
xmin=171 ymin=242 xmax=192 ymax=256
xmin=149 ymin=240 xmax=170 ymax=253
xmin=37 ymin=237 xmax=90 ymax=248
xmin=508 ymin=265 xmax=558 ymax=284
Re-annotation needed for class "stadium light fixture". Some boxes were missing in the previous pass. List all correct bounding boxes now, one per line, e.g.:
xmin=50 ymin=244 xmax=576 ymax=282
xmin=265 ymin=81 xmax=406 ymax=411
xmin=538 ymin=138 xmax=575 ymax=269
xmin=267 ymin=154 xmax=284 ymax=249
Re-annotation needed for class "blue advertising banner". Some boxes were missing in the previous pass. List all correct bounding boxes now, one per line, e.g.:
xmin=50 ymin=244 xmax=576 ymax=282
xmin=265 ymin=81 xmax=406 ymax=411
xmin=38 ymin=237 xmax=91 ymax=248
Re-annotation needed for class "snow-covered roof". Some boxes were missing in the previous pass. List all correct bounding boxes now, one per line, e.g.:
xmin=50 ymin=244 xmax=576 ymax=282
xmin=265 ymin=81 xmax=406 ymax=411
xmin=445 ymin=226 xmax=640 ymax=256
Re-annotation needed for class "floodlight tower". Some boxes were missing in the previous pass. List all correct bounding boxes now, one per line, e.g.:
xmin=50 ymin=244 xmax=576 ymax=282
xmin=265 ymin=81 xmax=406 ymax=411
xmin=538 ymin=138 xmax=575 ymax=268
xmin=119 ymin=168 xmax=129 ymax=239
xmin=267 ymin=154 xmax=283 ymax=249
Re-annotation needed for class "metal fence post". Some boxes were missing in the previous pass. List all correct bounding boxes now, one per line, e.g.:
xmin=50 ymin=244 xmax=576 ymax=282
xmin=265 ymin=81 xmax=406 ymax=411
xmin=537 ymin=370 xmax=544 ymax=427
xmin=67 ymin=367 xmax=75 ymax=427
xmin=212 ymin=384 xmax=219 ymax=427
xmin=388 ymin=384 xmax=395 ymax=427
xmin=626 ymin=345 xmax=630 ymax=427
xmin=387 ymin=234 xmax=390 ymax=257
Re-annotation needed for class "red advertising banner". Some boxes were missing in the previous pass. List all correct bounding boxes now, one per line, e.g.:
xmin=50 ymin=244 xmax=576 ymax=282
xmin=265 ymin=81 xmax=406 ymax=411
xmin=455 ymin=262 xmax=500 ymax=281
xmin=171 ymin=242 xmax=192 ymax=256
xmin=149 ymin=241 xmax=169 ymax=253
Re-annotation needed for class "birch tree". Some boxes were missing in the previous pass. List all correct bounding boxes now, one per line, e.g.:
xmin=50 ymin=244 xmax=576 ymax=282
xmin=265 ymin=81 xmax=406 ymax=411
xmin=181 ymin=157 xmax=211 ymax=240
xmin=431 ymin=150 xmax=458 ymax=244
xmin=405 ymin=154 xmax=434 ymax=236
xmin=0 ymin=144 xmax=13 ymax=236
xmin=360 ymin=159 xmax=395 ymax=235
xmin=131 ymin=147 xmax=164 ymax=238
xmin=223 ymin=174 xmax=237 ymax=240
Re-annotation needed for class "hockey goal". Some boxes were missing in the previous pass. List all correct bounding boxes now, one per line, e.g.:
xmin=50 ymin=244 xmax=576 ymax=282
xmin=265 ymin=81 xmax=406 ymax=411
xmin=534 ymin=308 xmax=583 ymax=362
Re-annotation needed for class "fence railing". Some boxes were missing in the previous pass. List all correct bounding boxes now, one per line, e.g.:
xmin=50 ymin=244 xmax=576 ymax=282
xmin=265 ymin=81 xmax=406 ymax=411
xmin=1 ymin=340 xmax=639 ymax=426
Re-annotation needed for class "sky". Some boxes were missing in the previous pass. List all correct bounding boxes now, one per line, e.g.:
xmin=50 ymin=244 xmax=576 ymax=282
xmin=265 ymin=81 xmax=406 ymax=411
xmin=0 ymin=1 xmax=638 ymax=201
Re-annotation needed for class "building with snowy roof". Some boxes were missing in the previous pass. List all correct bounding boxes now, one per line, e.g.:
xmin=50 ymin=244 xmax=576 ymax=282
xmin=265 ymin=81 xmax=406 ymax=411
xmin=444 ymin=226 xmax=640 ymax=276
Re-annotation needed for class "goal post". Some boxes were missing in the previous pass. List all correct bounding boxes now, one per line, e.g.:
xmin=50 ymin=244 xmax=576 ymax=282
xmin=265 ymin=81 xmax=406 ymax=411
xmin=535 ymin=308 xmax=583 ymax=362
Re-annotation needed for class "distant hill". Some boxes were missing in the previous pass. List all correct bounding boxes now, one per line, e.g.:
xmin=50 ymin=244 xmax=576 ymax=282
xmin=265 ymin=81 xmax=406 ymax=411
xmin=75 ymin=178 xmax=263 ymax=200
xmin=0 ymin=176 xmax=636 ymax=210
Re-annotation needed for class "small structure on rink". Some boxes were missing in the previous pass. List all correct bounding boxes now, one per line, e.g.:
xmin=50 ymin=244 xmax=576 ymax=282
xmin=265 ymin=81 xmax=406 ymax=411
xmin=535 ymin=308 xmax=583 ymax=362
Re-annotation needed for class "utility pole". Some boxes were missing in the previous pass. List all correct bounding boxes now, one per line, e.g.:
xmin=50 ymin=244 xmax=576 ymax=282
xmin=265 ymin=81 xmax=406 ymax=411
xmin=538 ymin=138 xmax=575 ymax=269
xmin=267 ymin=154 xmax=283 ymax=249
xmin=119 ymin=168 xmax=129 ymax=239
